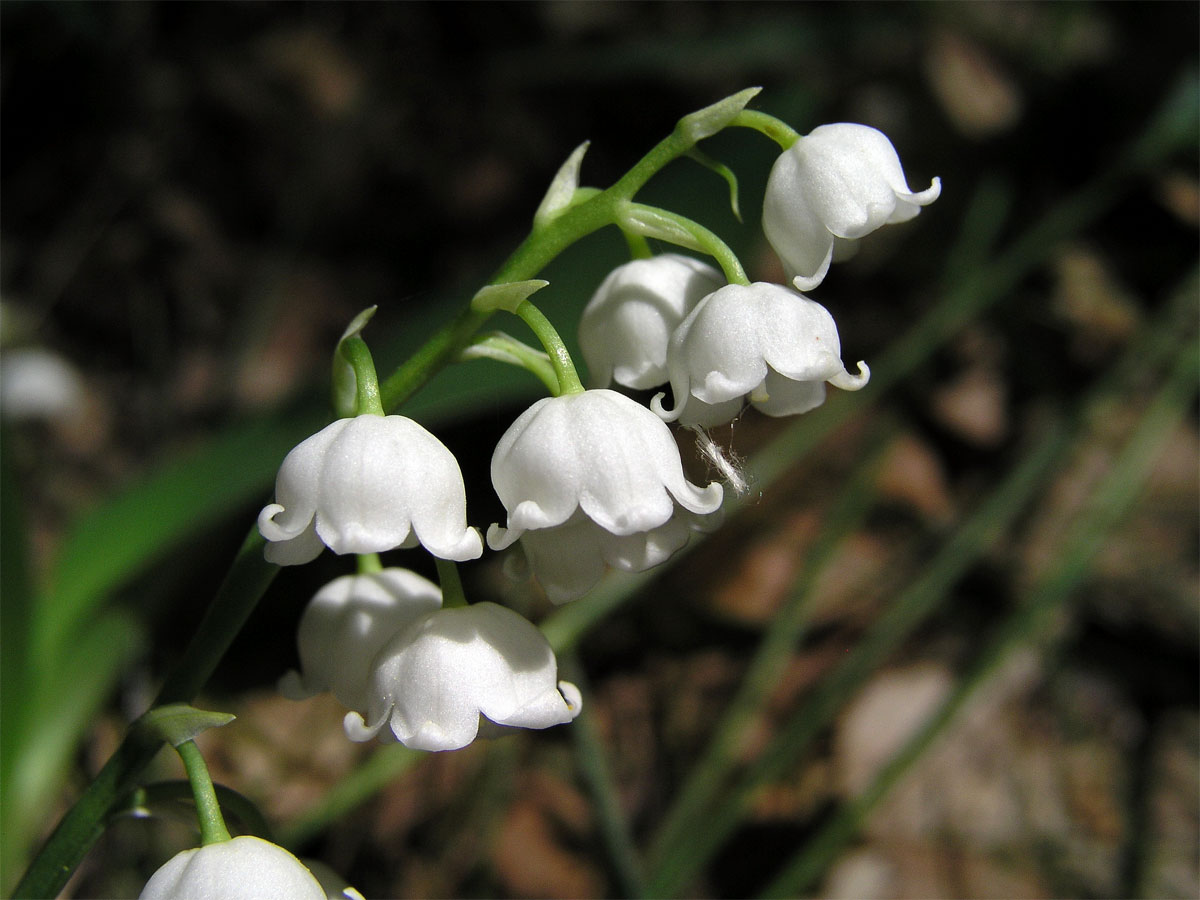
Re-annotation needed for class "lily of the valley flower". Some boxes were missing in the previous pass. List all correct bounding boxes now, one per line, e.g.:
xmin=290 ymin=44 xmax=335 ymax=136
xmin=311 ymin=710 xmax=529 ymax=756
xmin=762 ymin=123 xmax=941 ymax=291
xmin=279 ymin=569 xmax=443 ymax=712
xmin=652 ymin=282 xmax=870 ymax=427
xmin=488 ymin=389 xmax=724 ymax=602
xmin=257 ymin=414 xmax=483 ymax=565
xmin=140 ymin=836 xmax=334 ymax=900
xmin=579 ymin=253 xmax=724 ymax=389
xmin=344 ymin=602 xmax=581 ymax=751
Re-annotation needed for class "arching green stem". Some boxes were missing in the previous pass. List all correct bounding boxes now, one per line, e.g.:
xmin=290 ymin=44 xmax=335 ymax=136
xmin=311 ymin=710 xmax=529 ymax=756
xmin=514 ymin=301 xmax=585 ymax=395
xmin=339 ymin=337 xmax=385 ymax=417
xmin=175 ymin=740 xmax=230 ymax=846
xmin=620 ymin=202 xmax=750 ymax=285
xmin=380 ymin=89 xmax=763 ymax=413
xmin=729 ymin=109 xmax=801 ymax=149
xmin=461 ymin=333 xmax=560 ymax=395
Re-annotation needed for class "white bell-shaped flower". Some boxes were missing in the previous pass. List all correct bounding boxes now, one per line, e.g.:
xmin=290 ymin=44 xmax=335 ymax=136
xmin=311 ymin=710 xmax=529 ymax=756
xmin=487 ymin=389 xmax=724 ymax=602
xmin=139 ymin=836 xmax=330 ymax=900
xmin=279 ymin=568 xmax=442 ymax=712
xmin=257 ymin=414 xmax=483 ymax=565
xmin=344 ymin=602 xmax=582 ymax=751
xmin=579 ymin=253 xmax=724 ymax=389
xmin=762 ymin=123 xmax=941 ymax=291
xmin=652 ymin=282 xmax=870 ymax=428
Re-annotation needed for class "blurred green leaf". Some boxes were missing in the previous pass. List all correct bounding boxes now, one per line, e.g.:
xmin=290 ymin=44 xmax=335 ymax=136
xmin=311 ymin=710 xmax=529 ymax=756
xmin=8 ymin=609 xmax=142 ymax=894
xmin=34 ymin=412 xmax=324 ymax=666
xmin=1 ymin=431 xmax=34 ymax=892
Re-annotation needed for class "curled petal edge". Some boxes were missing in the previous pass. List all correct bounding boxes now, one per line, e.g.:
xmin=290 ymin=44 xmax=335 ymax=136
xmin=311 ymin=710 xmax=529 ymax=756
xmin=828 ymin=360 xmax=871 ymax=391
xmin=258 ymin=503 xmax=307 ymax=542
xmin=650 ymin=390 xmax=681 ymax=423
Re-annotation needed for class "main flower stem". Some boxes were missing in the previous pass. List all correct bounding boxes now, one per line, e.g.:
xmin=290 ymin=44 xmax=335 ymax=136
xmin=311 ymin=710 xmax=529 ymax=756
xmin=379 ymin=115 xmax=707 ymax=413
xmin=175 ymin=740 xmax=231 ymax=846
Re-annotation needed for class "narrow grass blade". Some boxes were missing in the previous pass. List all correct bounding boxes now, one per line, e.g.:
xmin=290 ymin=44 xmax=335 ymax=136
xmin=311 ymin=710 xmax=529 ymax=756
xmin=564 ymin=654 xmax=648 ymax=899
xmin=759 ymin=341 xmax=1198 ymax=899
xmin=645 ymin=265 xmax=1199 ymax=897
xmin=278 ymin=745 xmax=421 ymax=849
xmin=646 ymin=415 xmax=1072 ymax=897
xmin=649 ymin=421 xmax=895 ymax=868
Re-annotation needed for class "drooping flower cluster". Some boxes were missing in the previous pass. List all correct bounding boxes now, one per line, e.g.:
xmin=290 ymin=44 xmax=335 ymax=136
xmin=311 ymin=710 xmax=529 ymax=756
xmin=581 ymin=123 xmax=936 ymax=429
xmin=256 ymin=106 xmax=936 ymax=756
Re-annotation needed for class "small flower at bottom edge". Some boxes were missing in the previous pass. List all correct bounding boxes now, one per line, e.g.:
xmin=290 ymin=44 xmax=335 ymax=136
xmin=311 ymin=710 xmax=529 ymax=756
xmin=278 ymin=568 xmax=443 ymax=713
xmin=139 ymin=835 xmax=334 ymax=900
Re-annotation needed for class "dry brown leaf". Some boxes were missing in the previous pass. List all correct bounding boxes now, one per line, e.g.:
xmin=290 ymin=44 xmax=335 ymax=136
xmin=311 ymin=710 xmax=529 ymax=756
xmin=491 ymin=773 xmax=604 ymax=899
xmin=929 ymin=364 xmax=1008 ymax=447
xmin=924 ymin=30 xmax=1022 ymax=138
xmin=877 ymin=431 xmax=956 ymax=525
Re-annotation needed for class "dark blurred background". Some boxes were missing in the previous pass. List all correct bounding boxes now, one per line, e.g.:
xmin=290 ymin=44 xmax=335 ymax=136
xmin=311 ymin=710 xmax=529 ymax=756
xmin=2 ymin=3 xmax=1197 ymax=898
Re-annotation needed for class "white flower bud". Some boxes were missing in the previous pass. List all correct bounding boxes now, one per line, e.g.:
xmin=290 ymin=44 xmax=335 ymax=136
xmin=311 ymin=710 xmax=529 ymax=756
xmin=139 ymin=836 xmax=330 ymax=900
xmin=488 ymin=389 xmax=723 ymax=601
xmin=257 ymin=415 xmax=483 ymax=565
xmin=279 ymin=569 xmax=443 ymax=712
xmin=344 ymin=602 xmax=581 ymax=751
xmin=653 ymin=282 xmax=869 ymax=427
xmin=763 ymin=123 xmax=940 ymax=291
xmin=579 ymin=254 xmax=724 ymax=390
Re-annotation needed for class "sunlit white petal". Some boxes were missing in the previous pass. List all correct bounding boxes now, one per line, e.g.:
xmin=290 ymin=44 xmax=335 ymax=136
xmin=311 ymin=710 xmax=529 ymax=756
xmin=344 ymin=603 xmax=580 ymax=751
xmin=763 ymin=123 xmax=940 ymax=291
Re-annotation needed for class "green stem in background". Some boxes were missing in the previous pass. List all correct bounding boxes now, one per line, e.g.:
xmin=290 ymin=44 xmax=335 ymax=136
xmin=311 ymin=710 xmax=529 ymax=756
xmin=562 ymin=654 xmax=648 ymax=899
xmin=513 ymin=300 xmax=584 ymax=395
xmin=435 ymin=557 xmax=468 ymax=609
xmin=356 ymin=553 xmax=383 ymax=575
xmin=174 ymin=740 xmax=231 ymax=846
